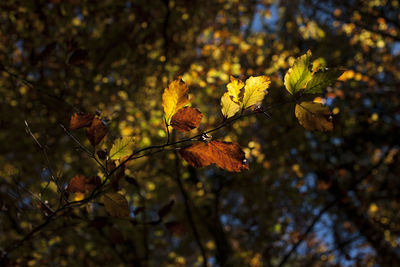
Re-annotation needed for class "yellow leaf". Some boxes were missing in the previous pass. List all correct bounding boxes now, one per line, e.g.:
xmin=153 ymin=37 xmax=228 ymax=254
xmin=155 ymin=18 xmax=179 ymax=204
xmin=109 ymin=137 xmax=134 ymax=160
xmin=221 ymin=92 xmax=240 ymax=118
xmin=162 ymin=79 xmax=190 ymax=123
xmin=103 ymin=192 xmax=129 ymax=218
xmin=242 ymin=76 xmax=271 ymax=109
xmin=226 ymin=76 xmax=244 ymax=103
xmin=295 ymin=101 xmax=333 ymax=131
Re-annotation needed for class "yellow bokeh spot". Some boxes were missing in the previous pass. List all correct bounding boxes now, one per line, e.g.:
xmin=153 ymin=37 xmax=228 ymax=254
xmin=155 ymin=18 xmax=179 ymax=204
xmin=369 ymin=203 xmax=378 ymax=213
xmin=74 ymin=192 xmax=85 ymax=201
xmin=371 ymin=113 xmax=379 ymax=121
xmin=72 ymin=17 xmax=81 ymax=26
xmin=146 ymin=182 xmax=156 ymax=191
xmin=332 ymin=107 xmax=340 ymax=115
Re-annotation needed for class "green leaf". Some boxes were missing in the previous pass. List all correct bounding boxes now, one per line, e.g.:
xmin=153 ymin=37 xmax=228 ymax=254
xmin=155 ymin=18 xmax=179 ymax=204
xmin=109 ymin=137 xmax=134 ymax=160
xmin=305 ymin=68 xmax=345 ymax=94
xmin=284 ymin=50 xmax=313 ymax=94
xmin=103 ymin=192 xmax=129 ymax=218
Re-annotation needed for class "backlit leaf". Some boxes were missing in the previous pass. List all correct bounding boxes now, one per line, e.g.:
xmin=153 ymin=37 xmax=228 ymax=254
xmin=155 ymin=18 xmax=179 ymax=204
xmin=242 ymin=76 xmax=271 ymax=109
xmin=86 ymin=118 xmax=107 ymax=146
xmin=170 ymin=107 xmax=203 ymax=132
xmin=305 ymin=68 xmax=345 ymax=94
xmin=109 ymin=137 xmax=134 ymax=160
xmin=284 ymin=50 xmax=313 ymax=94
xmin=227 ymin=76 xmax=244 ymax=103
xmin=103 ymin=192 xmax=129 ymax=218
xmin=162 ymin=79 xmax=190 ymax=123
xmin=221 ymin=92 xmax=240 ymax=118
xmin=179 ymin=140 xmax=249 ymax=172
xmin=295 ymin=101 xmax=333 ymax=131
xmin=70 ymin=113 xmax=94 ymax=130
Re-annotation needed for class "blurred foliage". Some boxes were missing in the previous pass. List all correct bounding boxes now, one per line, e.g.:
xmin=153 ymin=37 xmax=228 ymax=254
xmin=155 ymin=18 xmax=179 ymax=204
xmin=1 ymin=0 xmax=400 ymax=266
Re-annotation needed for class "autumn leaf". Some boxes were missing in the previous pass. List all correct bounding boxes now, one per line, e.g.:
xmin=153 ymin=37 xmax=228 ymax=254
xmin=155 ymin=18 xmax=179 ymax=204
xmin=284 ymin=50 xmax=313 ymax=94
xmin=221 ymin=92 xmax=240 ymax=119
xmin=70 ymin=113 xmax=94 ymax=130
xmin=109 ymin=137 xmax=134 ymax=160
xmin=304 ymin=68 xmax=345 ymax=94
xmin=103 ymin=192 xmax=129 ymax=218
xmin=67 ymin=175 xmax=101 ymax=193
xmin=242 ymin=76 xmax=271 ymax=109
xmin=170 ymin=107 xmax=203 ymax=132
xmin=295 ymin=101 xmax=333 ymax=131
xmin=86 ymin=118 xmax=107 ymax=146
xmin=179 ymin=140 xmax=249 ymax=172
xmin=227 ymin=76 xmax=244 ymax=103
xmin=162 ymin=79 xmax=190 ymax=123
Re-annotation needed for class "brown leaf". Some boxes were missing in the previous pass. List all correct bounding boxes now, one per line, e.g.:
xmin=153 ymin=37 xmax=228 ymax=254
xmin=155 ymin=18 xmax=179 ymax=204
xmin=295 ymin=102 xmax=333 ymax=131
xmin=67 ymin=175 xmax=86 ymax=193
xmin=179 ymin=140 xmax=249 ymax=172
xmin=86 ymin=118 xmax=107 ymax=146
xmin=96 ymin=149 xmax=108 ymax=160
xmin=165 ymin=221 xmax=187 ymax=236
xmin=103 ymin=192 xmax=130 ymax=218
xmin=158 ymin=199 xmax=175 ymax=220
xmin=70 ymin=113 xmax=94 ymax=130
xmin=170 ymin=107 xmax=203 ymax=132
xmin=67 ymin=175 xmax=101 ymax=193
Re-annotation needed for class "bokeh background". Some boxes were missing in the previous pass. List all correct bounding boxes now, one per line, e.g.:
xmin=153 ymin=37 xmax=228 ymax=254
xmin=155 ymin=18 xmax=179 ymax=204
xmin=1 ymin=0 xmax=400 ymax=266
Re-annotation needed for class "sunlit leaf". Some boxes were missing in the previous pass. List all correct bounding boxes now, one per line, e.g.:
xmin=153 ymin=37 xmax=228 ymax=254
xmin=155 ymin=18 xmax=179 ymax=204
xmin=284 ymin=50 xmax=312 ymax=94
xmin=242 ymin=76 xmax=270 ymax=109
xmin=103 ymin=192 xmax=129 ymax=218
xmin=179 ymin=140 xmax=249 ymax=172
xmin=305 ymin=68 xmax=345 ymax=93
xmin=170 ymin=107 xmax=203 ymax=132
xmin=109 ymin=137 xmax=134 ymax=160
xmin=295 ymin=101 xmax=333 ymax=131
xmin=227 ymin=76 xmax=244 ymax=103
xmin=221 ymin=92 xmax=240 ymax=118
xmin=70 ymin=113 xmax=94 ymax=130
xmin=162 ymin=79 xmax=190 ymax=123
xmin=86 ymin=118 xmax=107 ymax=146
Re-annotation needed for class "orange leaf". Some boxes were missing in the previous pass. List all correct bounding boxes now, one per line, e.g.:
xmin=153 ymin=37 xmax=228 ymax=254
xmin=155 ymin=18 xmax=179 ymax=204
xmin=170 ymin=107 xmax=203 ymax=132
xmin=67 ymin=175 xmax=101 ymax=193
xmin=179 ymin=140 xmax=249 ymax=172
xmin=70 ymin=113 xmax=94 ymax=130
xmin=86 ymin=118 xmax=107 ymax=146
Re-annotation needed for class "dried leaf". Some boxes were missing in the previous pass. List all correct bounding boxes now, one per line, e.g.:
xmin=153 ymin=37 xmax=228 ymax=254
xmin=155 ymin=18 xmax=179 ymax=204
xmin=227 ymin=76 xmax=244 ymax=103
xmin=158 ymin=199 xmax=175 ymax=219
xmin=86 ymin=118 xmax=107 ymax=146
xmin=179 ymin=140 xmax=249 ymax=172
xmin=96 ymin=150 xmax=108 ymax=160
xmin=67 ymin=175 xmax=86 ymax=193
xmin=295 ymin=101 xmax=333 ymax=131
xmin=109 ymin=137 xmax=134 ymax=160
xmin=242 ymin=76 xmax=271 ymax=109
xmin=162 ymin=79 xmax=190 ymax=123
xmin=103 ymin=192 xmax=129 ymax=218
xmin=67 ymin=175 xmax=101 ymax=193
xmin=170 ymin=107 xmax=203 ymax=132
xmin=165 ymin=221 xmax=187 ymax=236
xmin=221 ymin=92 xmax=240 ymax=119
xmin=70 ymin=113 xmax=94 ymax=130
xmin=284 ymin=50 xmax=313 ymax=94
